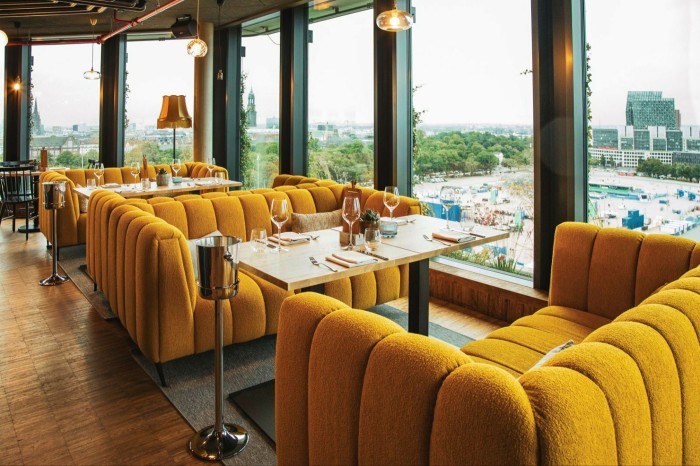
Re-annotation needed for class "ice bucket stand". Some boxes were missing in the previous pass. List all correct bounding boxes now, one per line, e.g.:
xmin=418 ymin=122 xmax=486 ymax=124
xmin=188 ymin=236 xmax=249 ymax=461
xmin=39 ymin=181 xmax=69 ymax=286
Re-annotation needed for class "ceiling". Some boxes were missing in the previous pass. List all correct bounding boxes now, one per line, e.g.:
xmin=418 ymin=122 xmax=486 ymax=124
xmin=0 ymin=0 xmax=303 ymax=41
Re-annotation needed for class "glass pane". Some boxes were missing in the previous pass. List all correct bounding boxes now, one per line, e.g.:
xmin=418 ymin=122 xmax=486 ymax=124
xmin=586 ymin=0 xmax=700 ymax=240
xmin=412 ymin=0 xmax=534 ymax=283
xmin=29 ymin=44 xmax=101 ymax=168
xmin=0 ymin=45 xmax=4 ymax=162
xmin=242 ymin=24 xmax=280 ymax=189
xmin=308 ymin=3 xmax=374 ymax=186
xmin=125 ymin=39 xmax=194 ymax=166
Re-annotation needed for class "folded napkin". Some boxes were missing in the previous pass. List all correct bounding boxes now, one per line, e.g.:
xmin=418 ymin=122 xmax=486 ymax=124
xmin=102 ymin=182 xmax=121 ymax=189
xmin=182 ymin=177 xmax=193 ymax=182
xmin=380 ymin=216 xmax=410 ymax=225
xmin=267 ymin=232 xmax=311 ymax=246
xmin=432 ymin=230 xmax=476 ymax=243
xmin=326 ymin=250 xmax=377 ymax=268
xmin=194 ymin=180 xmax=214 ymax=186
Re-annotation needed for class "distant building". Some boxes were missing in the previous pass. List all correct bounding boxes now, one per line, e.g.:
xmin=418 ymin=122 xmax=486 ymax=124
xmin=633 ymin=129 xmax=650 ymax=151
xmin=32 ymin=99 xmax=44 ymax=136
xmin=687 ymin=139 xmax=700 ymax=152
xmin=667 ymin=130 xmax=683 ymax=151
xmin=246 ymin=89 xmax=257 ymax=128
xmin=266 ymin=117 xmax=279 ymax=129
xmin=589 ymin=148 xmax=672 ymax=168
xmin=620 ymin=137 xmax=634 ymax=150
xmin=625 ymin=91 xmax=677 ymax=130
xmin=652 ymin=138 xmax=667 ymax=151
xmin=672 ymin=152 xmax=700 ymax=165
xmin=592 ymin=128 xmax=618 ymax=149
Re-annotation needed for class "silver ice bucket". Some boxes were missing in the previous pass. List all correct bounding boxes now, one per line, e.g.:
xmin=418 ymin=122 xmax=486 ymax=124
xmin=196 ymin=236 xmax=241 ymax=300
xmin=42 ymin=181 xmax=66 ymax=210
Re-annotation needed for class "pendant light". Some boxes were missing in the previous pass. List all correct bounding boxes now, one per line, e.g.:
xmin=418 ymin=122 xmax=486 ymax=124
xmin=376 ymin=0 xmax=413 ymax=32
xmin=83 ymin=18 xmax=101 ymax=80
xmin=0 ymin=30 xmax=8 ymax=47
xmin=187 ymin=0 xmax=207 ymax=57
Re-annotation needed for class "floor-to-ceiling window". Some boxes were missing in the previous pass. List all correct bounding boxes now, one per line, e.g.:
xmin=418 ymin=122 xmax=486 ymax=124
xmin=412 ymin=0 xmax=534 ymax=283
xmin=307 ymin=1 xmax=374 ymax=186
xmin=29 ymin=44 xmax=101 ymax=168
xmin=0 ymin=44 xmax=4 ymax=162
xmin=586 ymin=0 xmax=700 ymax=240
xmin=124 ymin=39 xmax=194 ymax=165
xmin=242 ymin=15 xmax=281 ymax=189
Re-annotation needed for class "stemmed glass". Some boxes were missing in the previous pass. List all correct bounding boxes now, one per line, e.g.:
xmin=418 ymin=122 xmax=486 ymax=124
xmin=171 ymin=158 xmax=181 ymax=178
xmin=439 ymin=185 xmax=458 ymax=229
xmin=207 ymin=157 xmax=216 ymax=179
xmin=383 ymin=186 xmax=400 ymax=220
xmin=342 ymin=196 xmax=361 ymax=250
xmin=270 ymin=198 xmax=289 ymax=254
xmin=130 ymin=162 xmax=140 ymax=190
xmin=94 ymin=162 xmax=104 ymax=187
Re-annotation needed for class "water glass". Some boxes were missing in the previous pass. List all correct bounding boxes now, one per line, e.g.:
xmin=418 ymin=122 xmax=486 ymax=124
xmin=86 ymin=178 xmax=96 ymax=189
xmin=364 ymin=228 xmax=381 ymax=252
xmin=141 ymin=178 xmax=150 ymax=190
xmin=250 ymin=228 xmax=268 ymax=253
xmin=460 ymin=208 xmax=476 ymax=232
xmin=215 ymin=172 xmax=225 ymax=185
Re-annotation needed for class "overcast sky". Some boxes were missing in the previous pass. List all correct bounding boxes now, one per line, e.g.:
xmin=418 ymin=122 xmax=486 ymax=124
xmin=22 ymin=0 xmax=700 ymax=129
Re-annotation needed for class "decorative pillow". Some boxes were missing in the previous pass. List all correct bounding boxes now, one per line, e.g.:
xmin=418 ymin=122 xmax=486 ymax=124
xmin=292 ymin=209 xmax=342 ymax=233
xmin=187 ymin=230 xmax=222 ymax=281
xmin=79 ymin=197 xmax=89 ymax=213
xmin=530 ymin=340 xmax=574 ymax=370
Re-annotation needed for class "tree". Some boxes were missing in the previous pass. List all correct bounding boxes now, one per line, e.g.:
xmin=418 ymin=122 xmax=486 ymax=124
xmin=240 ymin=73 xmax=253 ymax=188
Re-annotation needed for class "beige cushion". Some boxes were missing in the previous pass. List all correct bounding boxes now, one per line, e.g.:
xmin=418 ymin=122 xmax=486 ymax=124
xmin=292 ymin=209 xmax=342 ymax=233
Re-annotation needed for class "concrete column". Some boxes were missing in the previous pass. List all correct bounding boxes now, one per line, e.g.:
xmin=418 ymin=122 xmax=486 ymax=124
xmin=193 ymin=22 xmax=214 ymax=163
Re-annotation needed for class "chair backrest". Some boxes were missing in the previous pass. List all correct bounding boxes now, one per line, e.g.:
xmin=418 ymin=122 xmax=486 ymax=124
xmin=0 ymin=166 xmax=37 ymax=203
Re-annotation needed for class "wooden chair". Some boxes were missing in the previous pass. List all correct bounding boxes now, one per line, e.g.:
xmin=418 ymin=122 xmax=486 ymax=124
xmin=0 ymin=166 xmax=39 ymax=240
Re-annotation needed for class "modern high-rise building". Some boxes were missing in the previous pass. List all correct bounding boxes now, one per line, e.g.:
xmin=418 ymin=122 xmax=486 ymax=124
xmin=633 ymin=129 xmax=650 ymax=150
xmin=620 ymin=137 xmax=634 ymax=150
xmin=652 ymin=138 xmax=667 ymax=151
xmin=667 ymin=130 xmax=683 ymax=151
xmin=625 ymin=91 xmax=677 ymax=130
xmin=592 ymin=128 xmax=618 ymax=149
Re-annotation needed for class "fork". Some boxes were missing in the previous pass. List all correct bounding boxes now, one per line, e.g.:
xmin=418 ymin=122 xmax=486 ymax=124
xmin=309 ymin=256 xmax=337 ymax=272
xmin=301 ymin=233 xmax=320 ymax=240
xmin=422 ymin=234 xmax=452 ymax=246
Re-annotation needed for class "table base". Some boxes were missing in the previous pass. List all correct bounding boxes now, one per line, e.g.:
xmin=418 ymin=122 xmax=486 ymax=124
xmin=228 ymin=379 xmax=276 ymax=443
xmin=188 ymin=423 xmax=249 ymax=461
xmin=39 ymin=272 xmax=69 ymax=286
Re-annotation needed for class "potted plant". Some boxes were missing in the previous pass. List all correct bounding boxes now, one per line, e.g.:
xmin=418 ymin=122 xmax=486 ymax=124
xmin=359 ymin=208 xmax=380 ymax=233
xmin=156 ymin=167 xmax=171 ymax=187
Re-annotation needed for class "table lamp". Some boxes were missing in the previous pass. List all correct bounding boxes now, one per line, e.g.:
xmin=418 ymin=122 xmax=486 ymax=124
xmin=157 ymin=95 xmax=192 ymax=160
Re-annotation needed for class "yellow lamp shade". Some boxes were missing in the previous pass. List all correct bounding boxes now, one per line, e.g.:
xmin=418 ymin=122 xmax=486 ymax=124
xmin=157 ymin=95 xmax=193 ymax=129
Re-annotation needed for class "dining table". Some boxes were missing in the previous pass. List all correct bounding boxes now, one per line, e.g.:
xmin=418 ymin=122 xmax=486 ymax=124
xmin=73 ymin=178 xmax=243 ymax=201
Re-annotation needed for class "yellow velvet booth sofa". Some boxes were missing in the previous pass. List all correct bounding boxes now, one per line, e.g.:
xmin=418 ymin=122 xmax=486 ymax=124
xmin=275 ymin=222 xmax=700 ymax=465
xmin=86 ymin=182 xmax=420 ymax=372
xmin=37 ymin=162 xmax=227 ymax=247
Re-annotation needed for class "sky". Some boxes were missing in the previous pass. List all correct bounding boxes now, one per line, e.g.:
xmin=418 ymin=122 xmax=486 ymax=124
xmin=19 ymin=0 xmax=700 ymax=129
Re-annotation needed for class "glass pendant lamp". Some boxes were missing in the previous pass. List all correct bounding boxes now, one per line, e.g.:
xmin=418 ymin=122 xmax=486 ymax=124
xmin=376 ymin=0 xmax=413 ymax=32
xmin=83 ymin=18 xmax=101 ymax=80
xmin=187 ymin=0 xmax=208 ymax=57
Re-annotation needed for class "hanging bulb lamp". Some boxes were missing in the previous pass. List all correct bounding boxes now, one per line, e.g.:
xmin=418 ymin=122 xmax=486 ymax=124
xmin=376 ymin=1 xmax=413 ymax=32
xmin=0 ymin=30 xmax=8 ymax=47
xmin=187 ymin=0 xmax=208 ymax=57
xmin=84 ymin=18 xmax=101 ymax=80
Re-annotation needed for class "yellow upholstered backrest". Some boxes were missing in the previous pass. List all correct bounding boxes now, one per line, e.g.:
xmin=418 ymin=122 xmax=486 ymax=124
xmin=152 ymin=201 xmax=189 ymax=238
xmin=211 ymin=196 xmax=247 ymax=240
xmin=182 ymin=199 xmax=218 ymax=239
xmin=285 ymin=189 xmax=317 ymax=214
xmin=634 ymin=234 xmax=695 ymax=304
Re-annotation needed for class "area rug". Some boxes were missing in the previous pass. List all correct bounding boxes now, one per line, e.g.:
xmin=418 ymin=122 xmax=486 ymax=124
xmin=57 ymin=244 xmax=117 ymax=320
xmin=132 ymin=304 xmax=473 ymax=465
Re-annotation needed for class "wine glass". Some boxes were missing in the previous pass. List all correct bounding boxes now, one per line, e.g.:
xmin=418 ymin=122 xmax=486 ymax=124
xmin=439 ymin=185 xmax=458 ymax=229
xmin=207 ymin=157 xmax=216 ymax=179
xmin=94 ymin=162 xmax=104 ymax=187
xmin=171 ymin=158 xmax=181 ymax=178
xmin=383 ymin=186 xmax=400 ymax=220
xmin=270 ymin=198 xmax=289 ymax=254
xmin=342 ymin=196 xmax=361 ymax=250
xmin=130 ymin=162 xmax=140 ymax=189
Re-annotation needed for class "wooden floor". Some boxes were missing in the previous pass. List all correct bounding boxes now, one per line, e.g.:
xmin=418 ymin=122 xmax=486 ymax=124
xmin=0 ymin=217 xmax=504 ymax=465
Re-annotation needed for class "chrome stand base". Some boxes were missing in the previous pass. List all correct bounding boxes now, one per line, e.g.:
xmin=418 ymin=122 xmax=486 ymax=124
xmin=39 ymin=273 xmax=69 ymax=286
xmin=188 ymin=424 xmax=249 ymax=461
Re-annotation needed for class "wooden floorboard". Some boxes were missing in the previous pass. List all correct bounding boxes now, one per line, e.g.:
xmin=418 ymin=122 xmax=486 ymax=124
xmin=0 ymin=217 xmax=505 ymax=465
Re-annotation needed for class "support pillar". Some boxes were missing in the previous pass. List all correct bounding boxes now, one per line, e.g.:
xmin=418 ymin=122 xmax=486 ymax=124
xmin=194 ymin=22 xmax=215 ymax=163
xmin=4 ymin=44 xmax=31 ymax=162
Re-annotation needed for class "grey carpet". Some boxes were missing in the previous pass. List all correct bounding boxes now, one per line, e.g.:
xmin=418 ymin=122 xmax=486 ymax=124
xmin=58 ymin=244 xmax=117 ymax=320
xmin=132 ymin=304 xmax=473 ymax=465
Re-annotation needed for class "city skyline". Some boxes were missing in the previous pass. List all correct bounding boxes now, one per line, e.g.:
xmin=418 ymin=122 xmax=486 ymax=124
xmin=5 ymin=0 xmax=700 ymax=130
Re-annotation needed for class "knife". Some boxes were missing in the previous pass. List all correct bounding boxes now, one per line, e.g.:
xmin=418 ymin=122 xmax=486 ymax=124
xmin=359 ymin=250 xmax=389 ymax=261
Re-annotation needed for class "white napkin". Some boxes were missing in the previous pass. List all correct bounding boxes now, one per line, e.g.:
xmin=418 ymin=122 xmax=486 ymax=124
xmin=432 ymin=230 xmax=476 ymax=243
xmin=326 ymin=250 xmax=377 ymax=268
xmin=267 ymin=232 xmax=311 ymax=246
xmin=102 ymin=182 xmax=121 ymax=189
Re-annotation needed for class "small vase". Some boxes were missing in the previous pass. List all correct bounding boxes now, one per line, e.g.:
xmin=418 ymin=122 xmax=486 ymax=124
xmin=156 ymin=173 xmax=171 ymax=187
xmin=359 ymin=220 xmax=380 ymax=234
